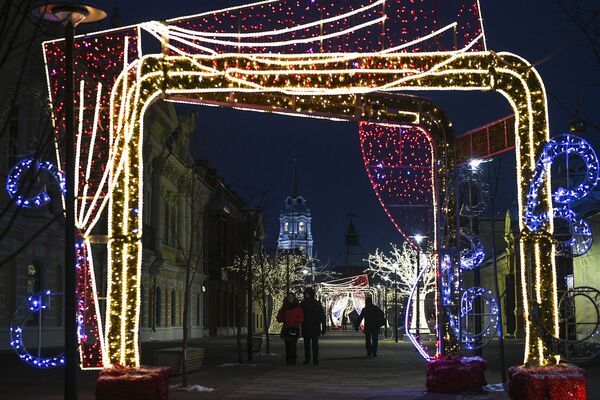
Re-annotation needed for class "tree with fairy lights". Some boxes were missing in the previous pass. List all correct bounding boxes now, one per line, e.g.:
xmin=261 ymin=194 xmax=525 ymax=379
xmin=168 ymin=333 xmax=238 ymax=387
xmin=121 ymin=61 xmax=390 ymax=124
xmin=366 ymin=242 xmax=435 ymax=334
xmin=227 ymin=250 xmax=304 ymax=355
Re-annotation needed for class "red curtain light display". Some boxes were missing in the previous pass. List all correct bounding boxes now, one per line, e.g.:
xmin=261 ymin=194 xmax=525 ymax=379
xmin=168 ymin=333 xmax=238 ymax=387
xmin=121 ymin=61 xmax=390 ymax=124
xmin=359 ymin=122 xmax=436 ymax=246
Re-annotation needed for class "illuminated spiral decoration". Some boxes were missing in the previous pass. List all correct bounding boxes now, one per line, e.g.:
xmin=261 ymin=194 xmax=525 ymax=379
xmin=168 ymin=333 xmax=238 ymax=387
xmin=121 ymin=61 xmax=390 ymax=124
xmin=449 ymin=287 xmax=499 ymax=350
xmin=554 ymin=207 xmax=593 ymax=257
xmin=6 ymin=158 xmax=65 ymax=208
xmin=525 ymin=134 xmax=598 ymax=256
xmin=455 ymin=228 xmax=485 ymax=270
xmin=457 ymin=164 xmax=490 ymax=217
xmin=9 ymin=291 xmax=65 ymax=368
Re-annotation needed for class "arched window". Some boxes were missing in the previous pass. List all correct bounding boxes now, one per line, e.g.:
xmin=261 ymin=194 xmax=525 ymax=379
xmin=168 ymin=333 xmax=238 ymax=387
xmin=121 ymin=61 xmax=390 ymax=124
xmin=171 ymin=289 xmax=176 ymax=326
xmin=170 ymin=200 xmax=177 ymax=246
xmin=299 ymin=222 xmax=305 ymax=233
xmin=155 ymin=287 xmax=162 ymax=327
xmin=284 ymin=221 xmax=289 ymax=232
xmin=164 ymin=202 xmax=170 ymax=244
xmin=140 ymin=285 xmax=145 ymax=328
xmin=27 ymin=261 xmax=42 ymax=293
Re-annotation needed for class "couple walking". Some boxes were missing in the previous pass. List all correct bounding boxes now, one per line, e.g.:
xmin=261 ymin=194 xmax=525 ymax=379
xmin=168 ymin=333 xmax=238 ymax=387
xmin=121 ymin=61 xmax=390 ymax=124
xmin=277 ymin=287 xmax=326 ymax=365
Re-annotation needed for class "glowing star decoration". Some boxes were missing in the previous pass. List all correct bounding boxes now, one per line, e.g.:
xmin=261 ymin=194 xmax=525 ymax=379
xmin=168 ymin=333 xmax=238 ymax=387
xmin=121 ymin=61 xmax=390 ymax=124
xmin=6 ymin=159 xmax=65 ymax=208
xmin=526 ymin=133 xmax=599 ymax=257
xmin=42 ymin=0 xmax=556 ymax=367
xmin=9 ymin=291 xmax=66 ymax=368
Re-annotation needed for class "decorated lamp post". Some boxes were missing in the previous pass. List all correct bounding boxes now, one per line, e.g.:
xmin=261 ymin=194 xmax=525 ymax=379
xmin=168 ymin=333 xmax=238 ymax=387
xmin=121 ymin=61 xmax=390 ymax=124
xmin=412 ymin=234 xmax=426 ymax=343
xmin=32 ymin=3 xmax=105 ymax=399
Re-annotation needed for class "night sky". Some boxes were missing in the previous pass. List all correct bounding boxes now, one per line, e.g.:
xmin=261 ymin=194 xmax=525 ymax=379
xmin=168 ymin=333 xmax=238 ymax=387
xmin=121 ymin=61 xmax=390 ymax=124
xmin=88 ymin=0 xmax=599 ymax=264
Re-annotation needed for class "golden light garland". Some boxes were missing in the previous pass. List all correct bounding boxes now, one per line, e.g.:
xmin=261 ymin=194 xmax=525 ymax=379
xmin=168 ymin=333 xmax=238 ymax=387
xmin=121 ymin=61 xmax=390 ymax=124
xmin=44 ymin=1 xmax=556 ymax=368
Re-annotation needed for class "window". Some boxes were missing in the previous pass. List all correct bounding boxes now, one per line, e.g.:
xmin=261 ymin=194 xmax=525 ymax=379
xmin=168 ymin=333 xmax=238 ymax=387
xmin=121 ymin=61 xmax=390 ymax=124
xmin=284 ymin=222 xmax=289 ymax=232
xmin=144 ymin=189 xmax=151 ymax=225
xmin=170 ymin=202 xmax=177 ymax=246
xmin=171 ymin=289 xmax=176 ymax=326
xmin=155 ymin=287 xmax=162 ymax=327
xmin=196 ymin=294 xmax=201 ymax=326
xmin=164 ymin=202 xmax=170 ymax=244
xmin=141 ymin=285 xmax=145 ymax=327
xmin=8 ymin=106 xmax=18 ymax=168
xmin=27 ymin=261 xmax=42 ymax=293
xmin=26 ymin=261 xmax=42 ymax=326
xmin=299 ymin=222 xmax=305 ymax=233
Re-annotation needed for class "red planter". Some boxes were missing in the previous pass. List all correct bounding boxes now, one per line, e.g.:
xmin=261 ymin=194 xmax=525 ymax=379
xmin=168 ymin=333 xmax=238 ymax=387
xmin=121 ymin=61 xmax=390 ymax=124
xmin=96 ymin=365 xmax=172 ymax=400
xmin=426 ymin=355 xmax=487 ymax=393
xmin=507 ymin=364 xmax=586 ymax=400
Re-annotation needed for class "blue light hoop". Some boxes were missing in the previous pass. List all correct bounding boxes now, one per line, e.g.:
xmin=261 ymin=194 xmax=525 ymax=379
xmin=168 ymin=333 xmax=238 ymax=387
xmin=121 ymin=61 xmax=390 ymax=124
xmin=6 ymin=158 xmax=65 ymax=208
xmin=9 ymin=290 xmax=65 ymax=368
xmin=526 ymin=134 xmax=599 ymax=231
xmin=449 ymin=287 xmax=499 ymax=350
xmin=458 ymin=164 xmax=490 ymax=217
xmin=554 ymin=207 xmax=593 ymax=257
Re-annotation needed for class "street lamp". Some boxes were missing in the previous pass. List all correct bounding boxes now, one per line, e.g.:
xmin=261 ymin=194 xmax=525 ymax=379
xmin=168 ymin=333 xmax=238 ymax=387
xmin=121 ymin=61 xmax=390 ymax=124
xmin=393 ymin=262 xmax=399 ymax=343
xmin=32 ymin=3 xmax=106 ymax=399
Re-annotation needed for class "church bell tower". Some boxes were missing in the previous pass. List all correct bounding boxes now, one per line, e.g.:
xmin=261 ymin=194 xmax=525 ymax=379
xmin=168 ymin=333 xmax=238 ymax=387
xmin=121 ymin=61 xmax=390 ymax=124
xmin=277 ymin=161 xmax=313 ymax=259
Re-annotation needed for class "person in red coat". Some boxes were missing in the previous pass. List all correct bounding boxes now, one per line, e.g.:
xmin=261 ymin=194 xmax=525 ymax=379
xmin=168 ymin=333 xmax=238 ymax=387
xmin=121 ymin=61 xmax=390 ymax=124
xmin=277 ymin=293 xmax=304 ymax=365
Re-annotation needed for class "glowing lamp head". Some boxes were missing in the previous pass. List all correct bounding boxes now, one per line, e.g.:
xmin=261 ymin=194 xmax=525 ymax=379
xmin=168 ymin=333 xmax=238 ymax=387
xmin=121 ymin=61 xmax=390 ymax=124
xmin=468 ymin=158 xmax=484 ymax=170
xmin=413 ymin=234 xmax=425 ymax=244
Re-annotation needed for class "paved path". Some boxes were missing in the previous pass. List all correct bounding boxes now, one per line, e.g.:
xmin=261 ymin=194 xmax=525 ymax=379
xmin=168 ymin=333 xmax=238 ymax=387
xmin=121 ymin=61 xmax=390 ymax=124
xmin=169 ymin=331 xmax=509 ymax=400
xmin=5 ymin=330 xmax=599 ymax=399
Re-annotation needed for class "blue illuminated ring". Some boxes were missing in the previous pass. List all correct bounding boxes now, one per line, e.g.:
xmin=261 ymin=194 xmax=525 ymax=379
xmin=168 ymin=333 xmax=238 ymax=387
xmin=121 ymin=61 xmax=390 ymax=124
xmin=554 ymin=207 xmax=593 ymax=257
xmin=9 ymin=290 xmax=65 ymax=368
xmin=6 ymin=158 xmax=65 ymax=208
xmin=458 ymin=165 xmax=490 ymax=217
xmin=449 ymin=287 xmax=499 ymax=350
xmin=526 ymin=134 xmax=599 ymax=231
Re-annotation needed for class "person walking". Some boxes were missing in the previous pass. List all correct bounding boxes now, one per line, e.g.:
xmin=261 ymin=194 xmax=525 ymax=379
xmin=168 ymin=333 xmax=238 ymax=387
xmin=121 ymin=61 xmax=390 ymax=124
xmin=342 ymin=311 xmax=348 ymax=331
xmin=356 ymin=296 xmax=385 ymax=357
xmin=300 ymin=287 xmax=326 ymax=365
xmin=277 ymin=292 xmax=304 ymax=365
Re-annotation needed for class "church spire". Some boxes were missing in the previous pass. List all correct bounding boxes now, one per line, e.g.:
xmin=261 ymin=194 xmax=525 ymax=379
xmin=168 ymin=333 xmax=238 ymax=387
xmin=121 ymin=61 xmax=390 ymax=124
xmin=291 ymin=159 xmax=299 ymax=197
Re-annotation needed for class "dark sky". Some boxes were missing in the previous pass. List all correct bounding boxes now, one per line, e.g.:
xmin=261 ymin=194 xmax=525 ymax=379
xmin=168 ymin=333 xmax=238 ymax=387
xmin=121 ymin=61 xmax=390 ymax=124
xmin=92 ymin=0 xmax=599 ymax=264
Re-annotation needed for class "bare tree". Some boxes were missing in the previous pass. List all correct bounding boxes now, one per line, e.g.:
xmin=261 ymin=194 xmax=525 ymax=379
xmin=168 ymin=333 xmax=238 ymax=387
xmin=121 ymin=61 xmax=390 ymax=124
xmin=169 ymin=175 xmax=205 ymax=387
xmin=366 ymin=242 xmax=435 ymax=332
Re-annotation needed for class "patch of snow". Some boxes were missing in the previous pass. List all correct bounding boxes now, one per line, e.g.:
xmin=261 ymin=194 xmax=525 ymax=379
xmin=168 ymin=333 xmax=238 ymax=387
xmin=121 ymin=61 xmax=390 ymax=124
xmin=170 ymin=384 xmax=215 ymax=392
xmin=217 ymin=362 xmax=257 ymax=368
xmin=485 ymin=383 xmax=506 ymax=392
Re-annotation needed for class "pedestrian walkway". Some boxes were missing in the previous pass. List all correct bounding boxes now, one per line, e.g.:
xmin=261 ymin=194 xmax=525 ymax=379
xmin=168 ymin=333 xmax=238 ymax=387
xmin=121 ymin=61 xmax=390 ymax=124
xmin=170 ymin=331 xmax=509 ymax=400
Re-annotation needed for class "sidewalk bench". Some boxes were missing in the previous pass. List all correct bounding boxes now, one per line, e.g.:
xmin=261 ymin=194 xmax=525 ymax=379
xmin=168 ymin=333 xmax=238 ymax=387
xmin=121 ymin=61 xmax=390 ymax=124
xmin=155 ymin=347 xmax=204 ymax=375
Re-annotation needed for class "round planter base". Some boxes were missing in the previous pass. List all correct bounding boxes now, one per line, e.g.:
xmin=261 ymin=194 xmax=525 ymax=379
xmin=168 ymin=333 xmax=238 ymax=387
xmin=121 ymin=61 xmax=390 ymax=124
xmin=507 ymin=363 xmax=586 ymax=400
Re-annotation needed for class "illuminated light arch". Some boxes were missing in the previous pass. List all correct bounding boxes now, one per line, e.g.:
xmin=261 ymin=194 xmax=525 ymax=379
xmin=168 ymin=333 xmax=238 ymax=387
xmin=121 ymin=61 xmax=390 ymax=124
xmin=42 ymin=0 xmax=556 ymax=367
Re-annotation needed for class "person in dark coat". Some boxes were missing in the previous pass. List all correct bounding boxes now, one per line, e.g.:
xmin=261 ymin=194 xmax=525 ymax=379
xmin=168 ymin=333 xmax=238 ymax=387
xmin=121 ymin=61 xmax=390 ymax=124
xmin=300 ymin=287 xmax=327 ymax=365
xmin=277 ymin=293 xmax=304 ymax=365
xmin=356 ymin=296 xmax=384 ymax=357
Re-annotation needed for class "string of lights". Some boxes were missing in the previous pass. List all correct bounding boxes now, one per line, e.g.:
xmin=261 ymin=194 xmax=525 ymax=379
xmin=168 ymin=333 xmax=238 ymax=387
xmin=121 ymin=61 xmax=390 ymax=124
xmin=42 ymin=0 xmax=556 ymax=367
